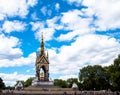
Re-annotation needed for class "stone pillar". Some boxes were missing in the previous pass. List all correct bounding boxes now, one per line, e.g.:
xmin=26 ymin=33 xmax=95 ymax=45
xmin=36 ymin=70 xmax=40 ymax=81
xmin=44 ymin=72 xmax=46 ymax=81
xmin=46 ymin=71 xmax=49 ymax=81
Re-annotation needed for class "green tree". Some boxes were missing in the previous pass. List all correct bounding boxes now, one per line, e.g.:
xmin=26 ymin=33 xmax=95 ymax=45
xmin=108 ymin=55 xmax=120 ymax=91
xmin=15 ymin=77 xmax=34 ymax=87
xmin=67 ymin=78 xmax=78 ymax=88
xmin=0 ymin=77 xmax=5 ymax=89
xmin=24 ymin=77 xmax=34 ymax=87
xmin=54 ymin=79 xmax=68 ymax=88
xmin=79 ymin=65 xmax=110 ymax=90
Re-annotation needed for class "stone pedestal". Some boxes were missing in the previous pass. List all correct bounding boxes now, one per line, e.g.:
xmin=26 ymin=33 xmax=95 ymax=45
xmin=24 ymin=77 xmax=73 ymax=93
xmin=31 ymin=77 xmax=54 ymax=88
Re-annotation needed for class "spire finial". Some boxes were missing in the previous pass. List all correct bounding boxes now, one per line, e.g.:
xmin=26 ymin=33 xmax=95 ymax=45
xmin=41 ymin=32 xmax=43 ymax=39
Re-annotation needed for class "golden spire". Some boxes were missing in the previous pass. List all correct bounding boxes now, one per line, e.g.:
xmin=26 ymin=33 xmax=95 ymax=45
xmin=40 ymin=32 xmax=44 ymax=56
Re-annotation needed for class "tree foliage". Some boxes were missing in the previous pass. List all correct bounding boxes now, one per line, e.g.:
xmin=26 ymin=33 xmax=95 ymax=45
xmin=108 ymin=55 xmax=120 ymax=91
xmin=0 ymin=77 xmax=5 ymax=89
xmin=24 ymin=77 xmax=33 ymax=87
xmin=54 ymin=79 xmax=68 ymax=88
xmin=67 ymin=78 xmax=78 ymax=88
xmin=14 ymin=77 xmax=34 ymax=88
xmin=78 ymin=55 xmax=120 ymax=91
xmin=79 ymin=65 xmax=110 ymax=90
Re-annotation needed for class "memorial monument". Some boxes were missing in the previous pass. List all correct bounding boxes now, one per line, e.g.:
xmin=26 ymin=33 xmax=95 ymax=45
xmin=12 ymin=33 xmax=77 ymax=94
xmin=31 ymin=33 xmax=54 ymax=87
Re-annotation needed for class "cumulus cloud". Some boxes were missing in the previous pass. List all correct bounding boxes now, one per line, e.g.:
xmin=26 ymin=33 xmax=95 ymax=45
xmin=0 ymin=34 xmax=22 ymax=59
xmin=0 ymin=72 xmax=34 ymax=86
xmin=0 ymin=34 xmax=36 ymax=67
xmin=2 ymin=20 xmax=26 ymax=33
xmin=0 ymin=34 xmax=36 ymax=86
xmin=35 ymin=28 xmax=55 ymax=41
xmin=63 ymin=0 xmax=120 ymax=31
xmin=0 ymin=52 xmax=36 ymax=68
xmin=82 ymin=0 xmax=120 ymax=31
xmin=0 ymin=0 xmax=37 ymax=19
xmin=31 ymin=16 xmax=63 ymax=41
xmin=57 ymin=9 xmax=93 ymax=41
xmin=46 ymin=16 xmax=63 ymax=30
xmin=49 ymin=34 xmax=120 ymax=78
xmin=30 ymin=22 xmax=45 ymax=31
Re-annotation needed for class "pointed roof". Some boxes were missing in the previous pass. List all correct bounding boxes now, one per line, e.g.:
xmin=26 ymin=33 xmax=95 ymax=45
xmin=39 ymin=55 xmax=49 ymax=64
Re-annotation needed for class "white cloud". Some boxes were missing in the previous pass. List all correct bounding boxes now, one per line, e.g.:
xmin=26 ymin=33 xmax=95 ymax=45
xmin=0 ymin=52 xmax=36 ymax=68
xmin=0 ymin=34 xmax=36 ymax=67
xmin=49 ymin=34 xmax=120 ymax=77
xmin=40 ymin=6 xmax=47 ymax=16
xmin=0 ymin=0 xmax=37 ymax=19
xmin=2 ymin=20 xmax=26 ymax=33
xmin=0 ymin=72 xmax=34 ymax=86
xmin=82 ymin=0 xmax=120 ymax=31
xmin=27 ymin=0 xmax=37 ymax=7
xmin=32 ymin=9 xmax=93 ymax=42
xmin=55 ymin=3 xmax=60 ymax=11
xmin=35 ymin=28 xmax=55 ymax=41
xmin=40 ymin=6 xmax=52 ymax=16
xmin=66 ymin=0 xmax=82 ymax=5
xmin=58 ymin=75 xmax=78 ymax=80
xmin=0 ymin=34 xmax=22 ymax=59
xmin=31 ymin=12 xmax=39 ymax=20
xmin=0 ymin=13 xmax=5 ymax=20
xmin=46 ymin=16 xmax=63 ymax=30
xmin=31 ymin=16 xmax=63 ymax=41
xmin=26 ymin=68 xmax=35 ymax=73
xmin=63 ymin=0 xmax=120 ymax=31
xmin=26 ymin=70 xmax=30 ymax=73
xmin=0 ymin=34 xmax=35 ymax=85
xmin=57 ymin=9 xmax=93 ymax=41
xmin=30 ymin=22 xmax=45 ymax=31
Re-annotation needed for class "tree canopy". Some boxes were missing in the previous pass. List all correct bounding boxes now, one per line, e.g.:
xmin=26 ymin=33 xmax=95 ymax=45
xmin=79 ymin=65 xmax=110 ymax=90
xmin=24 ymin=77 xmax=33 ymax=87
xmin=14 ymin=77 xmax=34 ymax=88
xmin=0 ymin=77 xmax=5 ymax=89
xmin=108 ymin=55 xmax=120 ymax=91
xmin=67 ymin=78 xmax=78 ymax=88
xmin=54 ymin=79 xmax=68 ymax=88
xmin=78 ymin=55 xmax=120 ymax=91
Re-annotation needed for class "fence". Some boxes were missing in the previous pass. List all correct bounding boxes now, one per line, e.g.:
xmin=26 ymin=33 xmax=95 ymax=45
xmin=0 ymin=91 xmax=119 ymax=95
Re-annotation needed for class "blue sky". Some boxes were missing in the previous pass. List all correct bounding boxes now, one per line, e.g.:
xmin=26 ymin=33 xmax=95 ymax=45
xmin=0 ymin=0 xmax=120 ymax=86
